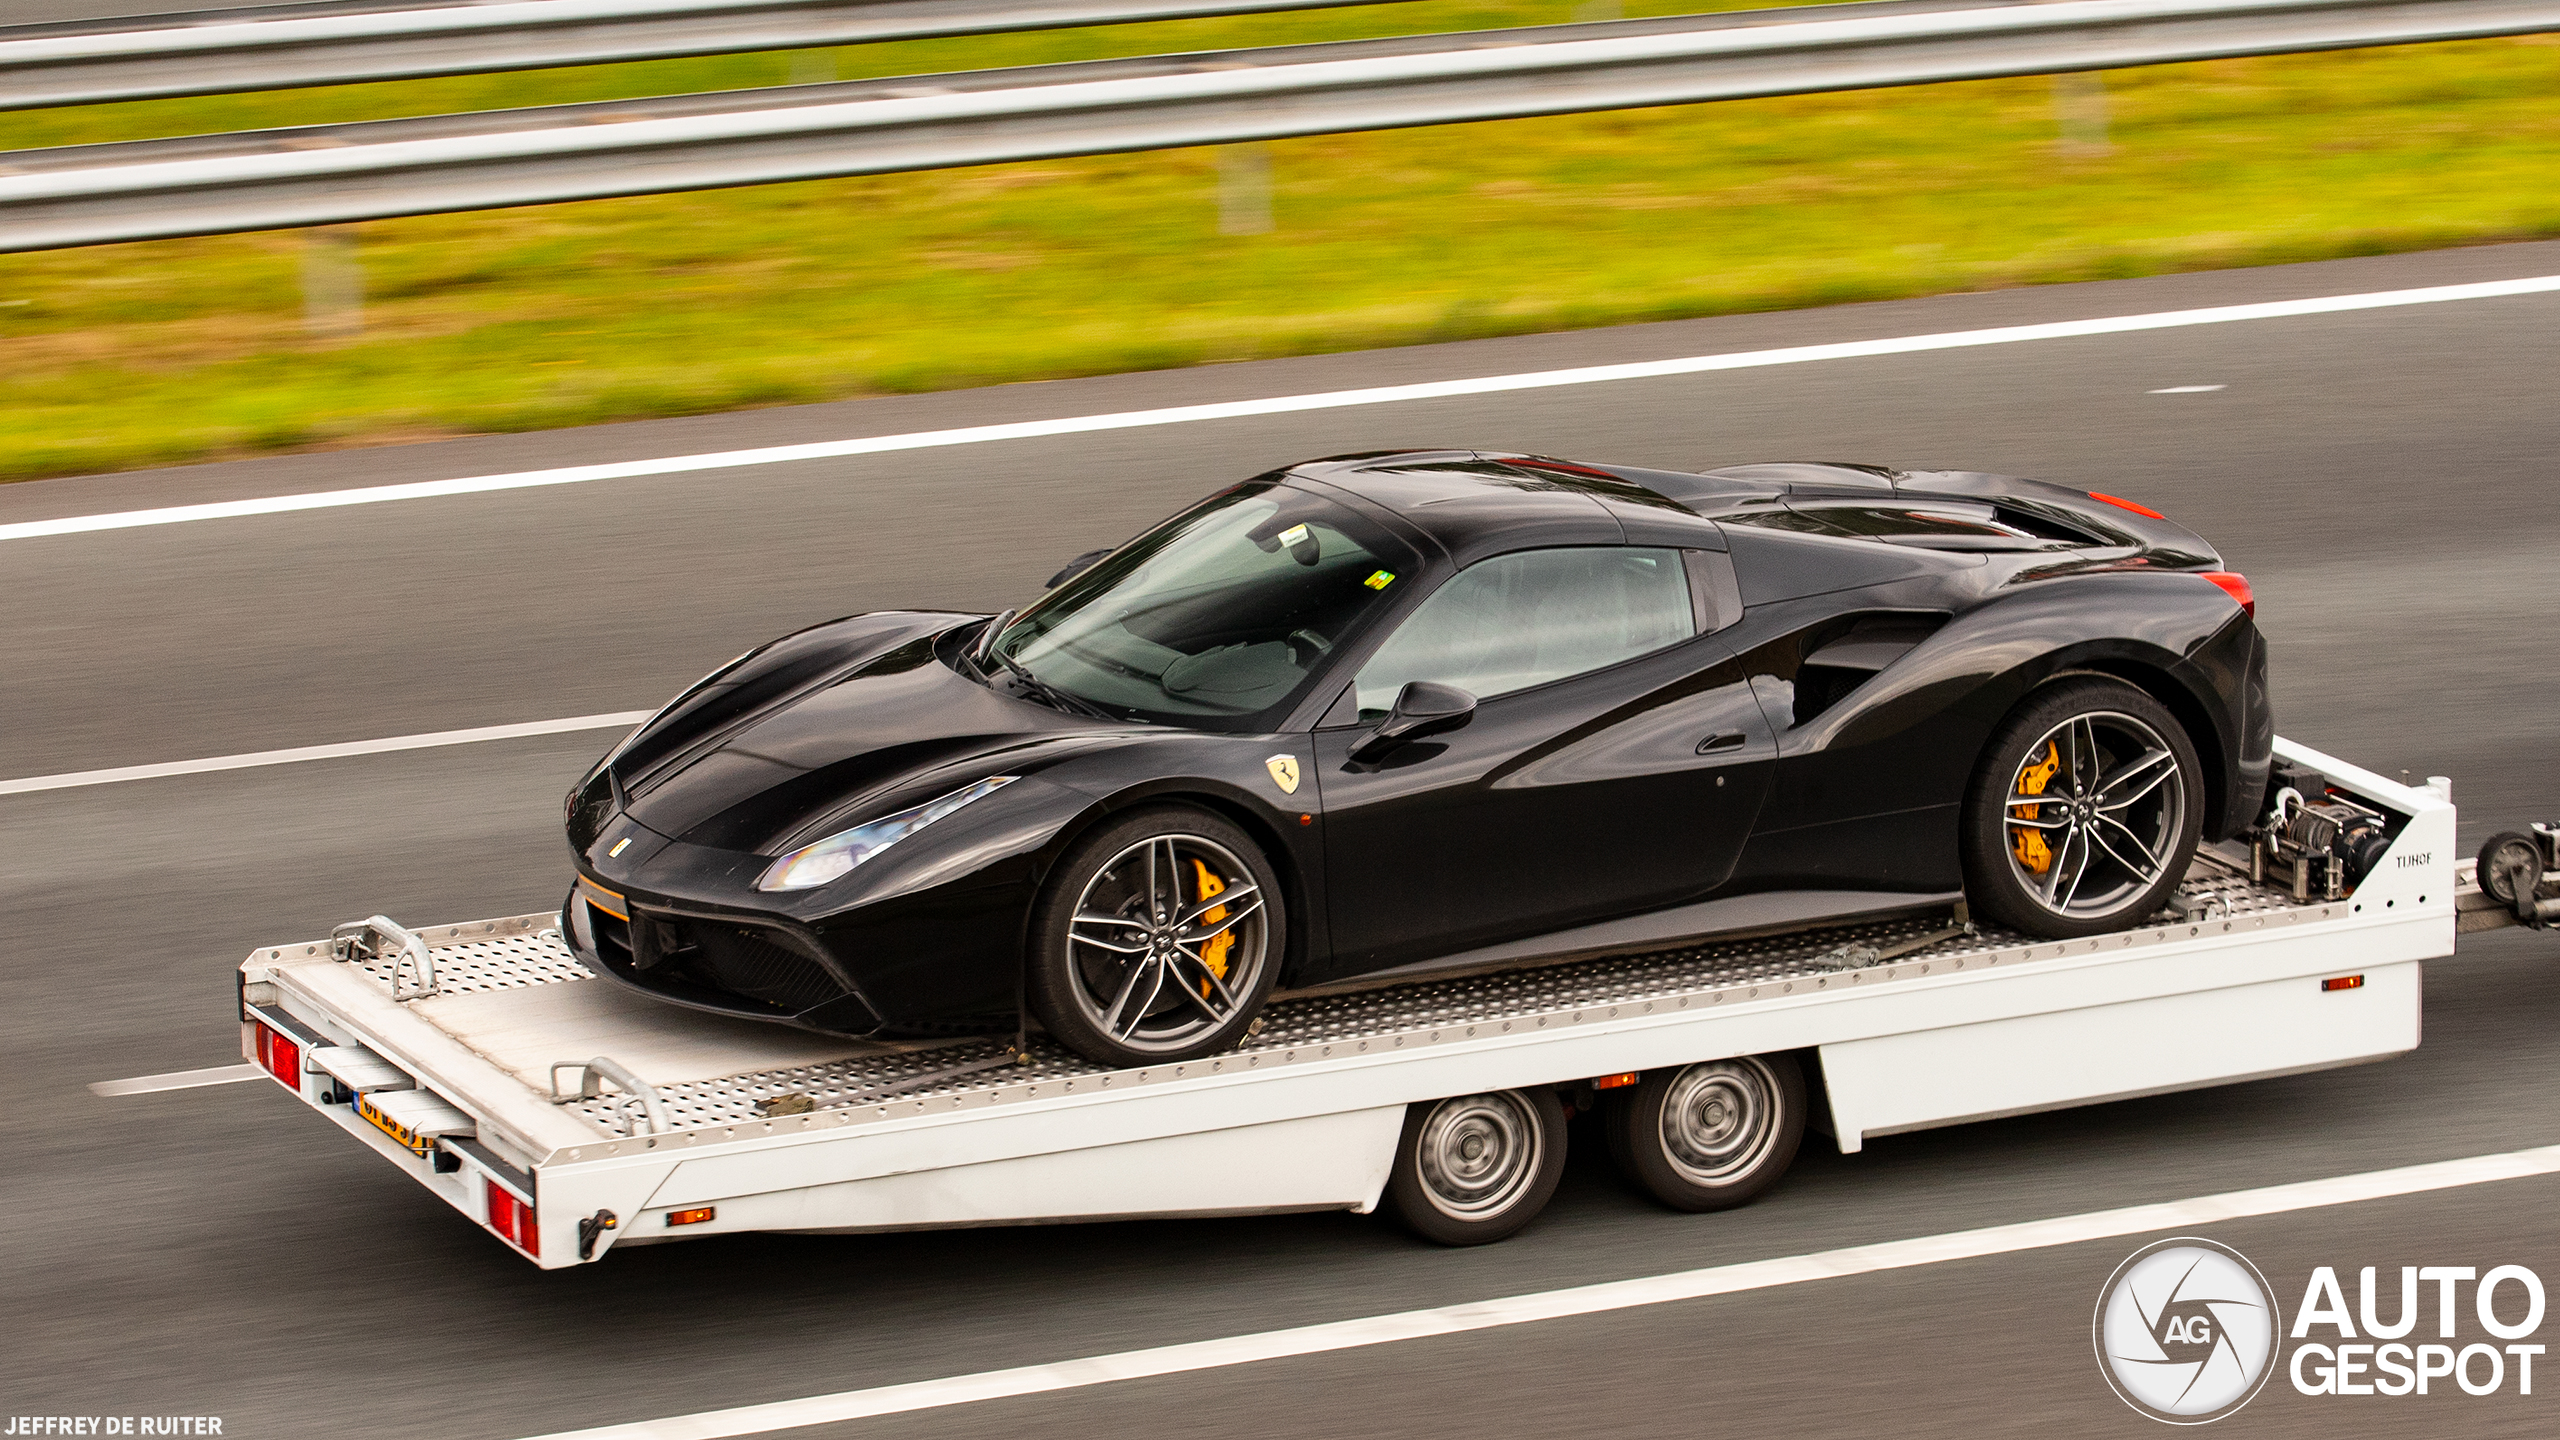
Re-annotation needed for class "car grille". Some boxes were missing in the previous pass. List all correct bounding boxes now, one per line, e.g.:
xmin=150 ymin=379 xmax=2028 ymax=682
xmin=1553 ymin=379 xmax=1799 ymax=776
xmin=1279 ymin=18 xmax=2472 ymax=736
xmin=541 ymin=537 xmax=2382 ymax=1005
xmin=676 ymin=921 xmax=845 ymax=1013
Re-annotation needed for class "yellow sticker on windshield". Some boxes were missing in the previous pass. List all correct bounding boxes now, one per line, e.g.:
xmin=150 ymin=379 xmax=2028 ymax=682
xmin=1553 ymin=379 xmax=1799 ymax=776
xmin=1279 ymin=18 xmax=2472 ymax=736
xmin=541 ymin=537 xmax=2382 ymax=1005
xmin=1277 ymin=523 xmax=1311 ymax=547
xmin=1364 ymin=570 xmax=1396 ymax=590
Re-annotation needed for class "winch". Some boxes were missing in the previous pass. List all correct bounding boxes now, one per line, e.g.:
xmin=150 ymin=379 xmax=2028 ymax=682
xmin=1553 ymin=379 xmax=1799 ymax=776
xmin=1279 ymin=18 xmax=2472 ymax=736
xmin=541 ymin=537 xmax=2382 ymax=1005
xmin=2252 ymin=764 xmax=2394 ymax=902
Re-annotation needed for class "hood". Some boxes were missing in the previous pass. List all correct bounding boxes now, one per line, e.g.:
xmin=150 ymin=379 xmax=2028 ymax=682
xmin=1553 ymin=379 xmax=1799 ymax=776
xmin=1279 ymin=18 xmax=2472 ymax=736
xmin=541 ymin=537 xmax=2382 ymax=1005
xmin=571 ymin=612 xmax=1109 ymax=854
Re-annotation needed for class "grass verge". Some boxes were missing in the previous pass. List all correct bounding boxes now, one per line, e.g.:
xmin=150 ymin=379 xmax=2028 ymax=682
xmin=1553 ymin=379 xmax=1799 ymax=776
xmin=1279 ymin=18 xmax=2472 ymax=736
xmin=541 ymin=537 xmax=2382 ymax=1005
xmin=0 ymin=8 xmax=2554 ymax=482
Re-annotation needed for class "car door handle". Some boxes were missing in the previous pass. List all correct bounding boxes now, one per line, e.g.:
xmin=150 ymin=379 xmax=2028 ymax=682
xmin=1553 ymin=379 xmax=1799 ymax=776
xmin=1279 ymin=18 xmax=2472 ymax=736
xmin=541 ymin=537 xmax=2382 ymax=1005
xmin=1695 ymin=732 xmax=1747 ymax=754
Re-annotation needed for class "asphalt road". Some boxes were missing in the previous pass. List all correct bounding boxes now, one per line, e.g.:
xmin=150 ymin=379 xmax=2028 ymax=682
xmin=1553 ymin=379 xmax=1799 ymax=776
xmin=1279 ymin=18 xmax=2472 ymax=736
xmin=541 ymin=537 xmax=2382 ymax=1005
xmin=6 ymin=240 xmax=2560 ymax=1439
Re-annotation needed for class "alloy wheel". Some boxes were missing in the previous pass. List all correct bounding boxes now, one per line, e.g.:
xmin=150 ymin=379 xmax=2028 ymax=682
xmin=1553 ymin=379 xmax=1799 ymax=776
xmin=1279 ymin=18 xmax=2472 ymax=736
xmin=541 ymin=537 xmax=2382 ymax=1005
xmin=2002 ymin=709 xmax=2188 ymax=922
xmin=1065 ymin=832 xmax=1269 ymax=1056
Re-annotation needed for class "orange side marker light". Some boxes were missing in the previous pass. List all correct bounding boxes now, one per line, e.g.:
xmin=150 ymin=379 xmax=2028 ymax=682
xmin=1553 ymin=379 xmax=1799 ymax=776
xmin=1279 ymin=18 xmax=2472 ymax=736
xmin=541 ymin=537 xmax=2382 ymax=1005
xmin=2322 ymin=975 xmax=2364 ymax=993
xmin=666 ymin=1207 xmax=717 ymax=1227
xmin=1592 ymin=1072 xmax=1641 ymax=1090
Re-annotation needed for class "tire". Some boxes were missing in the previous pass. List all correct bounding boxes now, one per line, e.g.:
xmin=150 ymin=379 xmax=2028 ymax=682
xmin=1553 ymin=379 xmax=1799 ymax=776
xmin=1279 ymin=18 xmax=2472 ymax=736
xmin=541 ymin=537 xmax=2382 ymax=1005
xmin=1385 ymin=1089 xmax=1570 ymax=1246
xmin=1604 ymin=1055 xmax=1805 ymax=1213
xmin=1962 ymin=678 xmax=2202 ymax=939
xmin=2475 ymin=832 xmax=2545 ymax=908
xmin=1025 ymin=805 xmax=1284 ymax=1068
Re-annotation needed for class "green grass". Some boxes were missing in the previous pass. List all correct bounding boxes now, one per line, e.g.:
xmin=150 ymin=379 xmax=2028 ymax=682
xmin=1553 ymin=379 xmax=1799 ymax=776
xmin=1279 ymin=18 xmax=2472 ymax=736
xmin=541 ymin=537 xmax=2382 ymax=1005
xmin=1 ymin=7 xmax=2555 ymax=482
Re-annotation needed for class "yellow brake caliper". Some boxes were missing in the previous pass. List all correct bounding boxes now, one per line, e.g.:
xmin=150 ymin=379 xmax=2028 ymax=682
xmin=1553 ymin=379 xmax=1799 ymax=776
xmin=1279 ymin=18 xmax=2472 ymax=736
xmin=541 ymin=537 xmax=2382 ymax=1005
xmin=2010 ymin=740 xmax=2059 ymax=874
xmin=1190 ymin=860 xmax=1233 ymax=992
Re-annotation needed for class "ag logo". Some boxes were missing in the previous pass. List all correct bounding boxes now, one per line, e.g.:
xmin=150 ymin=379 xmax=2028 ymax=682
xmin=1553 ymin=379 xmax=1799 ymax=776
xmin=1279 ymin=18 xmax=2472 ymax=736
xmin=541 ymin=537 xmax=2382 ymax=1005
xmin=2094 ymin=1238 xmax=2282 ymax=1424
xmin=1264 ymin=754 xmax=1301 ymax=795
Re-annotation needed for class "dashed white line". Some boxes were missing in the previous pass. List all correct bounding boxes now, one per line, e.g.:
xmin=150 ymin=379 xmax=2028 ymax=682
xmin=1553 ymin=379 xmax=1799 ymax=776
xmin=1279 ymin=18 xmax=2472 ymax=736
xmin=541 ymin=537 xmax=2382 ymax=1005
xmin=518 ymin=1142 xmax=2560 ymax=1440
xmin=0 ymin=709 xmax=651 ymax=796
xmin=6 ymin=274 xmax=2557 ymax=546
xmin=2149 ymin=384 xmax=2229 ymax=393
xmin=89 ymin=1063 xmax=266 ymax=1097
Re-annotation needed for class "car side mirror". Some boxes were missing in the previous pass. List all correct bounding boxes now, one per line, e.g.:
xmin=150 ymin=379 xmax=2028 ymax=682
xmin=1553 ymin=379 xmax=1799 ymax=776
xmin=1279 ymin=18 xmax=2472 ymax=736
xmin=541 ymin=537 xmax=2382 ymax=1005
xmin=1350 ymin=681 xmax=1476 ymax=762
xmin=1047 ymin=548 xmax=1114 ymax=589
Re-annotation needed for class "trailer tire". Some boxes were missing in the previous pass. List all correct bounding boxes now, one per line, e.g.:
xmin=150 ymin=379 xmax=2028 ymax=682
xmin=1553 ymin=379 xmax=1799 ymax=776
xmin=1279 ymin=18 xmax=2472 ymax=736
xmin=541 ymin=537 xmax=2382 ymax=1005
xmin=1604 ymin=1054 xmax=1805 ymax=1213
xmin=1385 ymin=1088 xmax=1569 ymax=1246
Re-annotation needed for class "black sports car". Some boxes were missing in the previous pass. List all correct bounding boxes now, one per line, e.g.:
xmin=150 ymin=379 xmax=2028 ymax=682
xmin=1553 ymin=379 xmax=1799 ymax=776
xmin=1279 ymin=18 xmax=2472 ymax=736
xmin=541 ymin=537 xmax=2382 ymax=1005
xmin=562 ymin=451 xmax=2269 ymax=1068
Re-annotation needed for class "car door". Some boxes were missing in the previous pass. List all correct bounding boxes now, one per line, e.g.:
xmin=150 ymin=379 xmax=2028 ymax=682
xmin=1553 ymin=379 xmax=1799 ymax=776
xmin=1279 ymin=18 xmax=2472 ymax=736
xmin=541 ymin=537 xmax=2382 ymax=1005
xmin=1309 ymin=545 xmax=1775 ymax=979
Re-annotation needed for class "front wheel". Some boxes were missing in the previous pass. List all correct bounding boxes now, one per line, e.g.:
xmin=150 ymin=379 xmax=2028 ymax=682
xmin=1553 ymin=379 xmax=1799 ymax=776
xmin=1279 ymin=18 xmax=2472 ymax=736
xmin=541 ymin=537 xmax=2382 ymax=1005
xmin=1025 ymin=806 xmax=1283 ymax=1068
xmin=1604 ymin=1055 xmax=1805 ymax=1212
xmin=1962 ymin=678 xmax=2202 ymax=939
xmin=1384 ymin=1089 xmax=1569 ymax=1246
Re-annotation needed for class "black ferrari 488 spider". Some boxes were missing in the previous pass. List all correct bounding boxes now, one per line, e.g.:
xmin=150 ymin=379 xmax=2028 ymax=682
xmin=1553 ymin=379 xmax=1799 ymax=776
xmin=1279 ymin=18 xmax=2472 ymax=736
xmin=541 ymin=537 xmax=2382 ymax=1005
xmin=563 ymin=451 xmax=2269 ymax=1068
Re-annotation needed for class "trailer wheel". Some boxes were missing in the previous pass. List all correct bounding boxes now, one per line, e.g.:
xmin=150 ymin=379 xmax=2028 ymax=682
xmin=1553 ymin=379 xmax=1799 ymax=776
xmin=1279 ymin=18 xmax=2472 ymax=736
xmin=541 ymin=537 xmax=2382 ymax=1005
xmin=1604 ymin=1055 xmax=1805 ymax=1213
xmin=1385 ymin=1089 xmax=1569 ymax=1245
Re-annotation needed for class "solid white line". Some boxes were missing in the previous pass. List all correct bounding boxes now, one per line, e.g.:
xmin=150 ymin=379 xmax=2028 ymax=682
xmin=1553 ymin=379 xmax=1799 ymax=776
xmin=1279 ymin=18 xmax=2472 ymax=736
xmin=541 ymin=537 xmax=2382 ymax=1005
xmin=2149 ymin=384 xmax=2228 ymax=393
xmin=88 ymin=1063 xmax=266 ymax=1097
xmin=8 ymin=273 xmax=2559 ymax=546
xmin=0 ymin=710 xmax=651 ymax=796
xmin=520 ymin=1142 xmax=2560 ymax=1440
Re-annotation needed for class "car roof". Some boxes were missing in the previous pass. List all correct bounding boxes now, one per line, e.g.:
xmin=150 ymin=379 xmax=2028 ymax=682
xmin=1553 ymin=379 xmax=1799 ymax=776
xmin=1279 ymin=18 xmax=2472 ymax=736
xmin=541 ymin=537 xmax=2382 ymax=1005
xmin=1284 ymin=450 xmax=1730 ymax=565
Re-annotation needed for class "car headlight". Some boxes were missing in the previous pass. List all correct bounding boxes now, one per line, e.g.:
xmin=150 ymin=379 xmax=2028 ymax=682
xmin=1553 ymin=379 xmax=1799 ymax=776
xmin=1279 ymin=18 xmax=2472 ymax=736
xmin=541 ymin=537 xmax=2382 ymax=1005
xmin=755 ymin=776 xmax=1018 ymax=892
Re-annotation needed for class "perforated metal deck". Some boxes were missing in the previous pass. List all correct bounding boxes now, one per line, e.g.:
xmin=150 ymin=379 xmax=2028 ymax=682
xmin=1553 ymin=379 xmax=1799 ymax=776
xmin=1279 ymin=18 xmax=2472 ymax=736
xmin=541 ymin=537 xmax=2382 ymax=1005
xmin=255 ymin=867 xmax=2330 ymax=1140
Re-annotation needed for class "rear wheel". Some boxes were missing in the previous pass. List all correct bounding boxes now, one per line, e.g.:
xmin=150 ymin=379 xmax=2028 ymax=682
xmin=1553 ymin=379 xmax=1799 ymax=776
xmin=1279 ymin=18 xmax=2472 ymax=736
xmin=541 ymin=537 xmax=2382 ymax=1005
xmin=1962 ymin=678 xmax=2201 ymax=939
xmin=1384 ymin=1089 xmax=1569 ymax=1246
xmin=1025 ymin=806 xmax=1282 ymax=1068
xmin=1604 ymin=1055 xmax=1805 ymax=1212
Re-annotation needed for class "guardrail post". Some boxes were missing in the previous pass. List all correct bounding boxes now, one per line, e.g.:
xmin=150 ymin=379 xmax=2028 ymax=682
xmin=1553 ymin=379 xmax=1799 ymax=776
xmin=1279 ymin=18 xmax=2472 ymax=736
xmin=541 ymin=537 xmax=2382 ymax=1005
xmin=1218 ymin=142 xmax=1273 ymax=236
xmin=300 ymin=225 xmax=363 ymax=338
xmin=2052 ymin=71 xmax=2112 ymax=155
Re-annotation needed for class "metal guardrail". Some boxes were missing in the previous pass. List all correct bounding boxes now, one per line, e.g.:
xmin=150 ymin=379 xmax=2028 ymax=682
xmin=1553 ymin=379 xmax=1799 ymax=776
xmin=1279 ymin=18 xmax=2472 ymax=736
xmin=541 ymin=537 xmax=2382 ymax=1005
xmin=1 ymin=0 xmax=2552 ymax=251
xmin=0 ymin=0 xmax=1420 ymax=110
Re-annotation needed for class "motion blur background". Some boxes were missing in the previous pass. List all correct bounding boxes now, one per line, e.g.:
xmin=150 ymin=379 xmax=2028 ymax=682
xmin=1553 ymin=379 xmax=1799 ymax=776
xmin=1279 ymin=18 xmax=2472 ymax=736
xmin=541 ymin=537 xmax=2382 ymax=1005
xmin=1 ymin=1 xmax=2553 ymax=482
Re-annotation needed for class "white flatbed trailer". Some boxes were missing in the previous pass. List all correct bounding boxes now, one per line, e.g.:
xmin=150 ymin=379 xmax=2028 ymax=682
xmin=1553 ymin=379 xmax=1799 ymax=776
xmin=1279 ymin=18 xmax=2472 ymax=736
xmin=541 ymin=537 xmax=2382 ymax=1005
xmin=238 ymin=738 xmax=2476 ymax=1268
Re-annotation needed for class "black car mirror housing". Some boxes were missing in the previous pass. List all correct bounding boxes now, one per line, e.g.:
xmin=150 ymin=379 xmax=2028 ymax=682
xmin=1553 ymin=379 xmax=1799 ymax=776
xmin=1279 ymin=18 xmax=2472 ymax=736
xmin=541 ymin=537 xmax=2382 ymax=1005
xmin=1350 ymin=681 xmax=1476 ymax=761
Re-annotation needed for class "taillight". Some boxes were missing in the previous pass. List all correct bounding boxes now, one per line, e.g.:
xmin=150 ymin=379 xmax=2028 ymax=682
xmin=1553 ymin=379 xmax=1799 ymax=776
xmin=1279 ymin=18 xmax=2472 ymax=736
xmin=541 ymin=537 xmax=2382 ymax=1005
xmin=254 ymin=1023 xmax=301 ymax=1087
xmin=2201 ymin=571 xmax=2255 ymax=618
xmin=488 ymin=1184 xmax=538 ymax=1255
xmin=2089 ymin=492 xmax=2167 ymax=520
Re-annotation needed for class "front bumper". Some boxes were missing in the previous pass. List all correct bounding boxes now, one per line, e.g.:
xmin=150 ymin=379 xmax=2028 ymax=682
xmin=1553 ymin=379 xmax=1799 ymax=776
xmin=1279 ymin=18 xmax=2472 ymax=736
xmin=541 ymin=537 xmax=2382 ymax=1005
xmin=562 ymin=880 xmax=889 ymax=1034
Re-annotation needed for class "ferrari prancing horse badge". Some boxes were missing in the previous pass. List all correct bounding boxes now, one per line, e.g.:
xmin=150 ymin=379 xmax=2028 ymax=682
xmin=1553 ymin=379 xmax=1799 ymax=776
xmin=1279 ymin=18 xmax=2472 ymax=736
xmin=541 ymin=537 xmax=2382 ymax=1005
xmin=1264 ymin=755 xmax=1301 ymax=795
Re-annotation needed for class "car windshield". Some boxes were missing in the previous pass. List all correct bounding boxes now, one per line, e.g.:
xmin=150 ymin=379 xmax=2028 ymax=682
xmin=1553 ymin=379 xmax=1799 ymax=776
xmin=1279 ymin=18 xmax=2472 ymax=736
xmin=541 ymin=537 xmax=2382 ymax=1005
xmin=987 ymin=481 xmax=1419 ymax=728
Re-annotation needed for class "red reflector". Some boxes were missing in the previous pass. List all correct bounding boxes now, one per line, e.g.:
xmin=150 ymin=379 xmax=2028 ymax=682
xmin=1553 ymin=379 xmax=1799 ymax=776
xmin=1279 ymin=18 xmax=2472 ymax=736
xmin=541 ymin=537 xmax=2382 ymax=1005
xmin=255 ymin=1024 xmax=301 ymax=1087
xmin=665 ymin=1206 xmax=717 ymax=1227
xmin=488 ymin=1184 xmax=537 ymax=1253
xmin=2322 ymin=975 xmax=2365 ymax=993
xmin=2200 ymin=571 xmax=2255 ymax=618
xmin=2089 ymin=492 xmax=2167 ymax=520
xmin=1592 ymin=1072 xmax=1641 ymax=1090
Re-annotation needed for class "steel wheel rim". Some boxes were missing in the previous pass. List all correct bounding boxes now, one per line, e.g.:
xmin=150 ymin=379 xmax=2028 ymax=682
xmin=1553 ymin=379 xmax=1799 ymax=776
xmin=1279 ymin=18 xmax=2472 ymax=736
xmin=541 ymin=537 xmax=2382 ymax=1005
xmin=2002 ymin=708 xmax=2187 ymax=921
xmin=1414 ymin=1092 xmax=1543 ymax=1221
xmin=1655 ymin=1059 xmax=1781 ymax=1185
xmin=1066 ymin=832 xmax=1267 ymax=1055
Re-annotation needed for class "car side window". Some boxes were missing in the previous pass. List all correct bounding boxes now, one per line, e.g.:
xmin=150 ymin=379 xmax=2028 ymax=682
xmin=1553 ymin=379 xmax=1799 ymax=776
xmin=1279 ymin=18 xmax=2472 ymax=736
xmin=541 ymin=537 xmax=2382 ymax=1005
xmin=1353 ymin=546 xmax=1694 ymax=718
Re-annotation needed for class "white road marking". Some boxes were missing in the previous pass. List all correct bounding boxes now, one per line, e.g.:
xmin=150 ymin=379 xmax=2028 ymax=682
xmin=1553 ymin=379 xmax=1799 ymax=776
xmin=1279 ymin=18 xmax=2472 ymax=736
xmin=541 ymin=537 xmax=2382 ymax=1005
xmin=89 ymin=1063 xmax=266 ymax=1097
xmin=2149 ymin=384 xmax=2228 ymax=393
xmin=7 ymin=273 xmax=2558 ymax=547
xmin=0 ymin=710 xmax=651 ymax=796
xmin=520 ymin=1142 xmax=2560 ymax=1440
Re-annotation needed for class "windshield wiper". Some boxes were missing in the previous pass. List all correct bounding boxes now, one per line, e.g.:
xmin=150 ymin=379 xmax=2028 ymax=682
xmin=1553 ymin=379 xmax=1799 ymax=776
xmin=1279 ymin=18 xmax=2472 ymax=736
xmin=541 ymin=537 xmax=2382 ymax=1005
xmin=988 ymin=646 xmax=1122 ymax=722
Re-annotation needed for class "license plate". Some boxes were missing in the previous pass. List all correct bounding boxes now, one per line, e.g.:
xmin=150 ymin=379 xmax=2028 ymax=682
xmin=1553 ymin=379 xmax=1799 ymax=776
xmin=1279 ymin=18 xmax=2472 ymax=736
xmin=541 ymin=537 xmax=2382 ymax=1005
xmin=358 ymin=1091 xmax=436 ymax=1155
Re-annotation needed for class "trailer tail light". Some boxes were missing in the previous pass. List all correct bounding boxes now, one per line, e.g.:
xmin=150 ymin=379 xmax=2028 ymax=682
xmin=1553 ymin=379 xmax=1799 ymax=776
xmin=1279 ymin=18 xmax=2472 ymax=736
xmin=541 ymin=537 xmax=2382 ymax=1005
xmin=2200 ymin=571 xmax=2255 ymax=618
xmin=2323 ymin=974 xmax=2365 ymax=992
xmin=666 ymin=1207 xmax=716 ymax=1227
xmin=253 ymin=1023 xmax=301 ymax=1087
xmin=2088 ymin=492 xmax=2167 ymax=520
xmin=1592 ymin=1072 xmax=1641 ymax=1090
xmin=488 ymin=1185 xmax=538 ymax=1255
